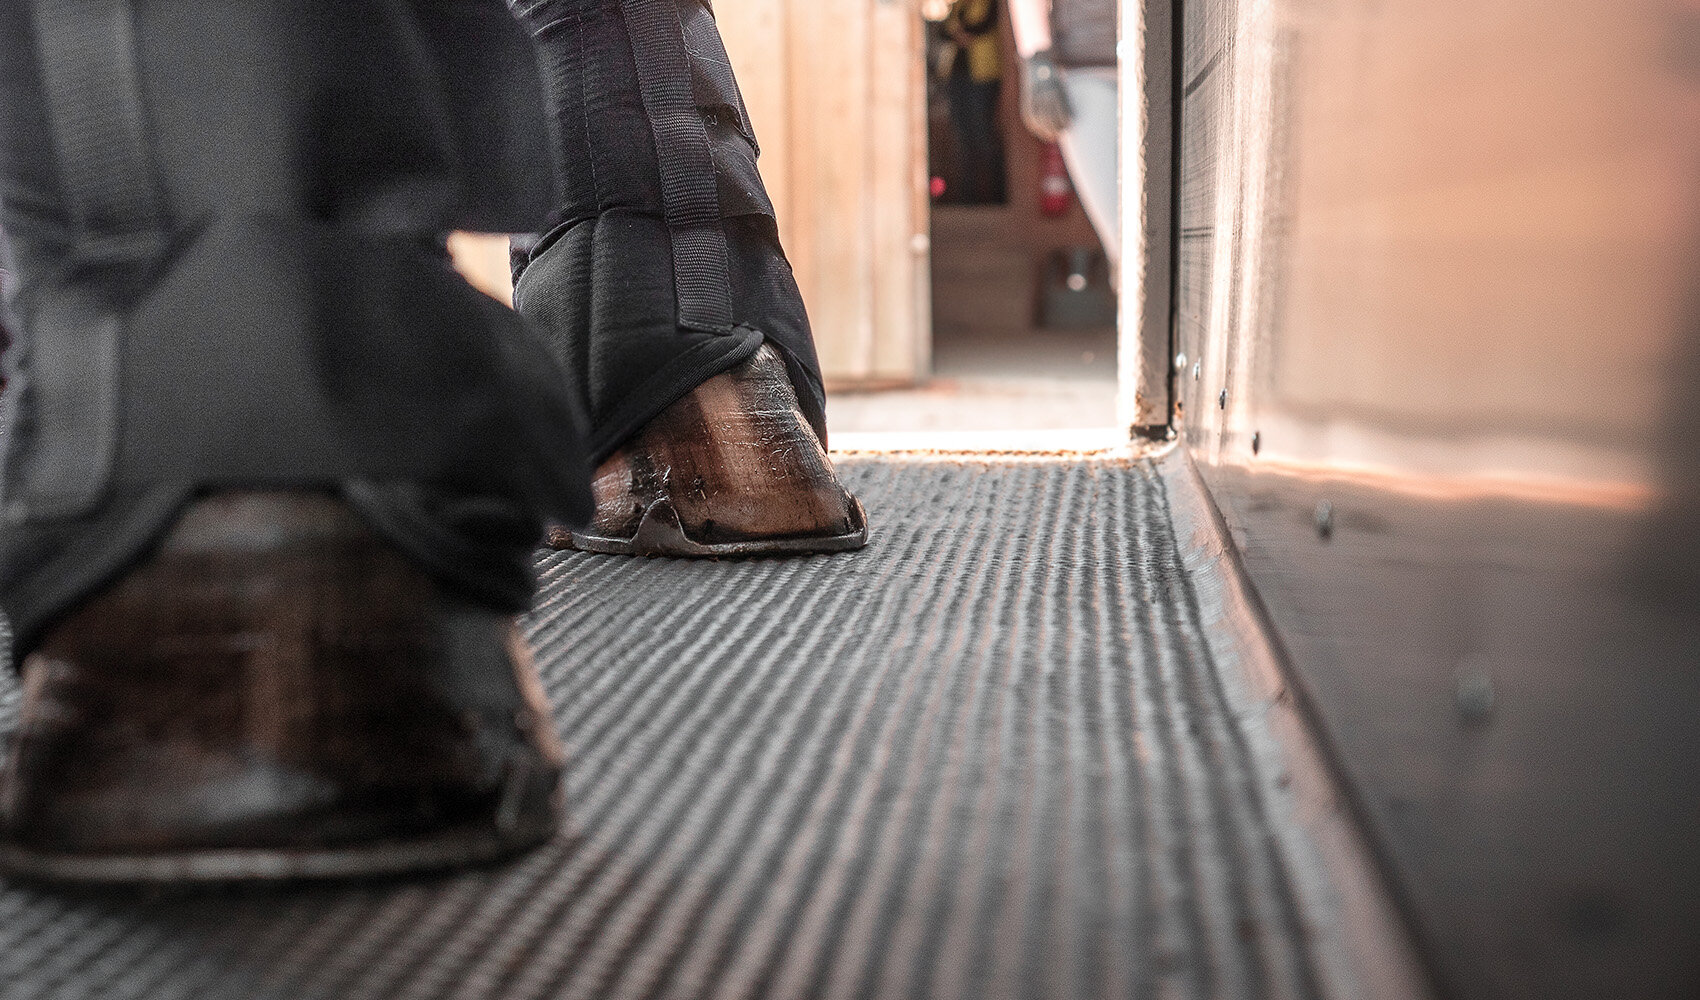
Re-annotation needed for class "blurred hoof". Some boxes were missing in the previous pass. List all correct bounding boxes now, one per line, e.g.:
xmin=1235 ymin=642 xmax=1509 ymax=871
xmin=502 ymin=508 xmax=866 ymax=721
xmin=0 ymin=492 xmax=565 ymax=885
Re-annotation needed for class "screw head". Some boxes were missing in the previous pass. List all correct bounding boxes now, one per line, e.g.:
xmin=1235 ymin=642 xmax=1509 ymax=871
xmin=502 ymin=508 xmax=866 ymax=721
xmin=1174 ymin=352 xmax=1189 ymax=373
xmin=1218 ymin=389 xmax=1228 ymax=410
xmin=1251 ymin=432 xmax=1261 ymax=456
xmin=1192 ymin=362 xmax=1202 ymax=381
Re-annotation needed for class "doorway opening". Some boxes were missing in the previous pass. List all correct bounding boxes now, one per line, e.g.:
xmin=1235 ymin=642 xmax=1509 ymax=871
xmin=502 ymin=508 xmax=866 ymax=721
xmin=828 ymin=0 xmax=1123 ymax=451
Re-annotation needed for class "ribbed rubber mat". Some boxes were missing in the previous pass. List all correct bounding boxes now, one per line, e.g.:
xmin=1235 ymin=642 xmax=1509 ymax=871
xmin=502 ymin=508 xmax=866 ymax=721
xmin=0 ymin=458 xmax=1332 ymax=1000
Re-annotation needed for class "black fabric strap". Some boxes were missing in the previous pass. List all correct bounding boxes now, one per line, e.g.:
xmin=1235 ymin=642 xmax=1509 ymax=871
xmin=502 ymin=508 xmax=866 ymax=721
xmin=10 ymin=0 xmax=167 ymax=520
xmin=35 ymin=0 xmax=165 ymax=263
xmin=620 ymin=0 xmax=735 ymax=334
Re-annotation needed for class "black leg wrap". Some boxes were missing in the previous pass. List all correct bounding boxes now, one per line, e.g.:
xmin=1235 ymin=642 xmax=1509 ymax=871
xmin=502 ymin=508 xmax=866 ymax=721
xmin=510 ymin=0 xmax=827 ymax=464
xmin=0 ymin=0 xmax=590 ymax=660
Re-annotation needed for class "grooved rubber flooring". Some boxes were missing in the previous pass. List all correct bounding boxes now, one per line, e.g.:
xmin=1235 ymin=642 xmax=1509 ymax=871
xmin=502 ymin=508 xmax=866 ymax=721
xmin=0 ymin=458 xmax=1331 ymax=1000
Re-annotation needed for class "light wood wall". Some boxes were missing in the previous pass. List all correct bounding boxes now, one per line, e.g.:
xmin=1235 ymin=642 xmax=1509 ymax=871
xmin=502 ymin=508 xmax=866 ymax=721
xmin=715 ymin=0 xmax=932 ymax=386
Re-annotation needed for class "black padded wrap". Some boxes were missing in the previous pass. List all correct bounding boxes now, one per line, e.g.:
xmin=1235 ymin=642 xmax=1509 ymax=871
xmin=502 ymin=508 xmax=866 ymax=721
xmin=410 ymin=0 xmax=563 ymax=233
xmin=510 ymin=0 xmax=827 ymax=463
xmin=0 ymin=0 xmax=592 ymax=659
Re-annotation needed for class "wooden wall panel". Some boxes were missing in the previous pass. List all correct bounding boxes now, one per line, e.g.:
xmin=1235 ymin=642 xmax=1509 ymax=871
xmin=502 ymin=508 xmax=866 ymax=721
xmin=869 ymin=0 xmax=932 ymax=378
xmin=716 ymin=0 xmax=931 ymax=385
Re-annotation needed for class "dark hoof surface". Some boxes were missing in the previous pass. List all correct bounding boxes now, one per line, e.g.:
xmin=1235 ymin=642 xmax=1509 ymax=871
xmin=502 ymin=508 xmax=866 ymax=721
xmin=0 ymin=492 xmax=565 ymax=886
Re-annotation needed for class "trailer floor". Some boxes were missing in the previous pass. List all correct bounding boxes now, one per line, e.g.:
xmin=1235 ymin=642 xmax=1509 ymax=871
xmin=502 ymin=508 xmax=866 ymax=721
xmin=0 ymin=455 xmax=1375 ymax=1000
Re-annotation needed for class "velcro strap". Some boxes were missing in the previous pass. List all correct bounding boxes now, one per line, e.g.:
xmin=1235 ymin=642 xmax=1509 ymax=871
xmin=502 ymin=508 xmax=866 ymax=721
xmin=620 ymin=0 xmax=735 ymax=334
xmin=8 ymin=0 xmax=167 ymax=520
xmin=36 ymin=0 xmax=166 ymax=268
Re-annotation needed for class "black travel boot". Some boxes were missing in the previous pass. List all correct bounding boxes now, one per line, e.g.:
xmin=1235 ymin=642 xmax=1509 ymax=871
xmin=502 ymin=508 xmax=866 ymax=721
xmin=0 ymin=0 xmax=590 ymax=883
xmin=510 ymin=0 xmax=868 ymax=556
